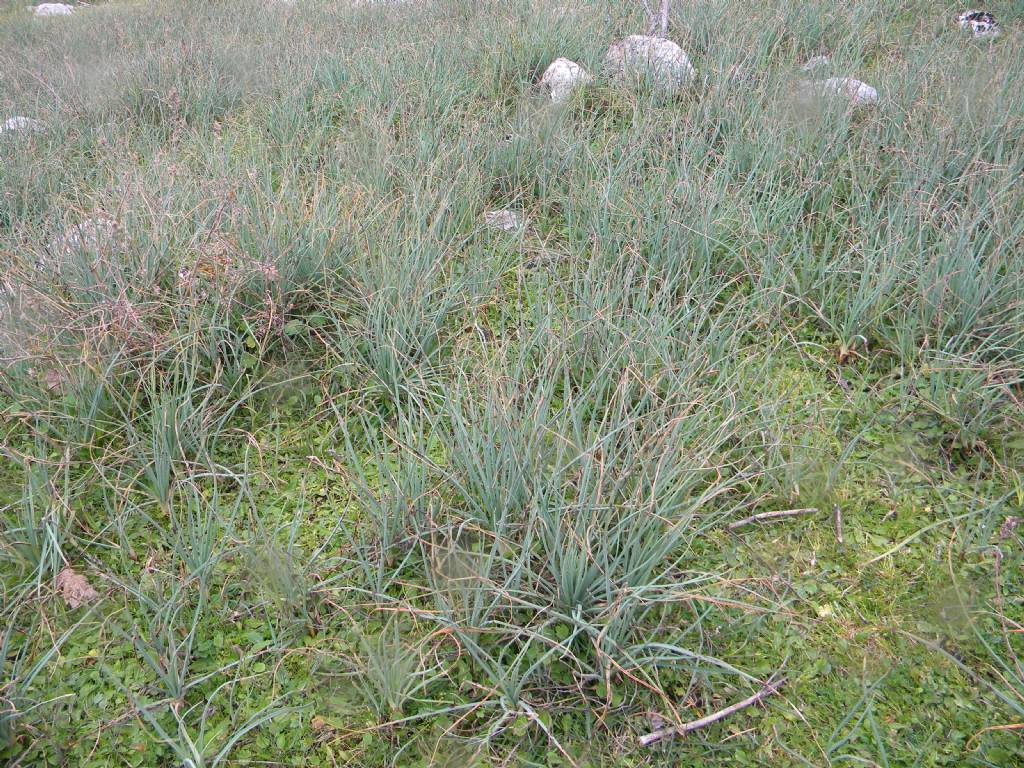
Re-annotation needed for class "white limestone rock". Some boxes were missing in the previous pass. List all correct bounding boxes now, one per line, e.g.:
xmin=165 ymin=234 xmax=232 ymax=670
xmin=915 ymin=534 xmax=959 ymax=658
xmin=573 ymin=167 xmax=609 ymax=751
xmin=541 ymin=58 xmax=591 ymax=103
xmin=346 ymin=0 xmax=422 ymax=6
xmin=1 ymin=116 xmax=46 ymax=134
xmin=483 ymin=209 xmax=526 ymax=233
xmin=604 ymin=35 xmax=695 ymax=92
xmin=32 ymin=3 xmax=75 ymax=16
xmin=811 ymin=77 xmax=879 ymax=107
xmin=48 ymin=217 xmax=121 ymax=263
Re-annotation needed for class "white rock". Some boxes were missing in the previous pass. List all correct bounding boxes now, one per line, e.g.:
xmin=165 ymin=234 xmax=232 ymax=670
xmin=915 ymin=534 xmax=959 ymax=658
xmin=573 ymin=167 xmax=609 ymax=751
xmin=346 ymin=0 xmax=422 ymax=5
xmin=604 ymin=35 xmax=695 ymax=92
xmin=801 ymin=55 xmax=830 ymax=73
xmin=812 ymin=77 xmax=878 ymax=107
xmin=540 ymin=58 xmax=591 ymax=103
xmin=48 ymin=217 xmax=121 ymax=262
xmin=1 ymin=116 xmax=45 ymax=134
xmin=957 ymin=10 xmax=999 ymax=38
xmin=32 ymin=3 xmax=75 ymax=16
xmin=483 ymin=209 xmax=525 ymax=232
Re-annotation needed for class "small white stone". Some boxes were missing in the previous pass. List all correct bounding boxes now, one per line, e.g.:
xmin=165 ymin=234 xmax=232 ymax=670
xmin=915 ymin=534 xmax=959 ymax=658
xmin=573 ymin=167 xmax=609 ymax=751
xmin=957 ymin=10 xmax=999 ymax=38
xmin=813 ymin=77 xmax=879 ymax=107
xmin=346 ymin=0 xmax=422 ymax=5
xmin=540 ymin=58 xmax=591 ymax=103
xmin=48 ymin=216 xmax=121 ymax=262
xmin=483 ymin=209 xmax=525 ymax=233
xmin=1 ymin=116 xmax=46 ymax=134
xmin=801 ymin=55 xmax=830 ymax=73
xmin=604 ymin=35 xmax=695 ymax=93
xmin=32 ymin=3 xmax=75 ymax=16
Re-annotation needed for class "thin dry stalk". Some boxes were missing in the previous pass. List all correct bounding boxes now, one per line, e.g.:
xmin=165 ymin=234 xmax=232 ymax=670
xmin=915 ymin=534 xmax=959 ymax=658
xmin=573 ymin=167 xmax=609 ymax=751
xmin=727 ymin=508 xmax=817 ymax=531
xmin=638 ymin=677 xmax=786 ymax=746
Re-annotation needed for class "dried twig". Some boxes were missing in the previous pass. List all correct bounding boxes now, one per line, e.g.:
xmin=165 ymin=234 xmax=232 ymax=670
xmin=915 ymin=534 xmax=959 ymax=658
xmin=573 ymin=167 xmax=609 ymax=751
xmin=638 ymin=0 xmax=671 ymax=36
xmin=727 ymin=508 xmax=817 ymax=531
xmin=645 ymin=0 xmax=671 ymax=36
xmin=638 ymin=677 xmax=786 ymax=746
xmin=833 ymin=504 xmax=844 ymax=545
xmin=657 ymin=0 xmax=670 ymax=36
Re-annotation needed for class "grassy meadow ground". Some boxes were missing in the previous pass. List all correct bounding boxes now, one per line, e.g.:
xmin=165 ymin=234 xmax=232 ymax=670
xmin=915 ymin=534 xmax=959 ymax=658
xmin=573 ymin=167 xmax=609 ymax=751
xmin=1 ymin=0 xmax=1023 ymax=765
